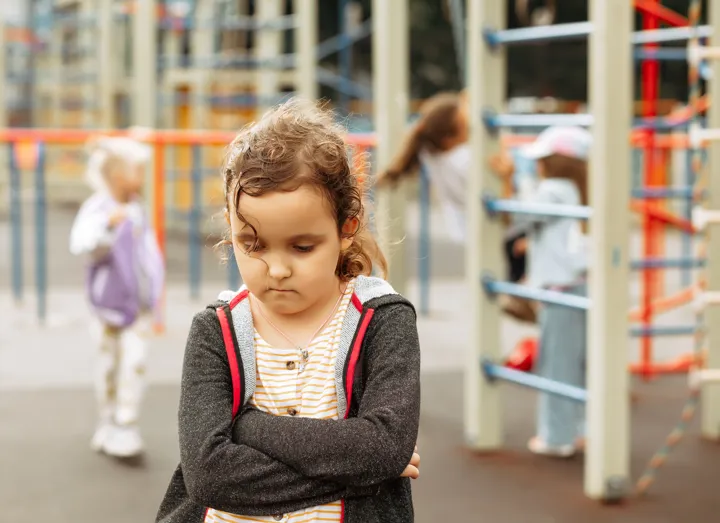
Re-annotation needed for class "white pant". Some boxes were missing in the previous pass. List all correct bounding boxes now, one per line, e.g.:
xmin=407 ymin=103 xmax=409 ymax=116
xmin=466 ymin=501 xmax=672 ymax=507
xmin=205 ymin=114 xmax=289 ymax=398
xmin=93 ymin=320 xmax=148 ymax=426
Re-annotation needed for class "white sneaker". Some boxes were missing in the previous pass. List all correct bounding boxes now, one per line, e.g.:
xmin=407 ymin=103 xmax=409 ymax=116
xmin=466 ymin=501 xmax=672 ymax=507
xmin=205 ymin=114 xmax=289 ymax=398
xmin=528 ymin=436 xmax=576 ymax=458
xmin=90 ymin=423 xmax=114 ymax=453
xmin=102 ymin=425 xmax=144 ymax=458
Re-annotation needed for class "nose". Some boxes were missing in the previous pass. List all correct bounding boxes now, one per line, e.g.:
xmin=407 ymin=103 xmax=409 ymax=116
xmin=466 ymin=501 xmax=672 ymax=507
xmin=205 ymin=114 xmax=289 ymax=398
xmin=266 ymin=253 xmax=292 ymax=281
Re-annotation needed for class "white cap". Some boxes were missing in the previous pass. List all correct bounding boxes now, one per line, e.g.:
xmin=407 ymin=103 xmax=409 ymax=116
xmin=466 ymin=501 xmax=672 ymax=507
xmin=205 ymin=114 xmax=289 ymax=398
xmin=521 ymin=126 xmax=592 ymax=161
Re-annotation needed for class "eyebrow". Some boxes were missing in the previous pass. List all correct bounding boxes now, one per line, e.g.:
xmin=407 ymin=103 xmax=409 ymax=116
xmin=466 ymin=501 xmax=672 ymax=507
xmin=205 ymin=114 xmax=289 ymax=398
xmin=233 ymin=232 xmax=326 ymax=242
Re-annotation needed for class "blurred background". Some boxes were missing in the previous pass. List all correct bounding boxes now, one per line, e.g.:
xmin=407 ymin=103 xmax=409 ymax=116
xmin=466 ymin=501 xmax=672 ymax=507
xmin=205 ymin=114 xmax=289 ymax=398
xmin=1 ymin=1 xmax=719 ymax=522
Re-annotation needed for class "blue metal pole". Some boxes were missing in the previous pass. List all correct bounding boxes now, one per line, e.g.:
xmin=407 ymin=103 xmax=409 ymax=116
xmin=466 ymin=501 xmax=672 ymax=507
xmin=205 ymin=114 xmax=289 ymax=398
xmin=484 ymin=112 xmax=694 ymax=131
xmin=484 ymin=111 xmax=594 ymax=129
xmin=482 ymin=277 xmax=591 ymax=310
xmin=35 ymin=142 xmax=47 ymax=323
xmin=418 ymin=165 xmax=430 ymax=316
xmin=449 ymin=0 xmax=466 ymax=83
xmin=633 ymin=48 xmax=688 ymax=61
xmin=631 ymin=186 xmax=695 ymax=199
xmin=9 ymin=143 xmax=23 ymax=304
xmin=630 ymin=257 xmax=705 ymax=270
xmin=630 ymin=325 xmax=698 ymax=337
xmin=482 ymin=360 xmax=588 ymax=403
xmin=632 ymin=148 xmax=642 ymax=195
xmin=338 ymin=0 xmax=351 ymax=113
xmin=682 ymin=144 xmax=694 ymax=287
xmin=483 ymin=196 xmax=592 ymax=220
xmin=484 ymin=22 xmax=712 ymax=47
xmin=189 ymin=144 xmax=202 ymax=300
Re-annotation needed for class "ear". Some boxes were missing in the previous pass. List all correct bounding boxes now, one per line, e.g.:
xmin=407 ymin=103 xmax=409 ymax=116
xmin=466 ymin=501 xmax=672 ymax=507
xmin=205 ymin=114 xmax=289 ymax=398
xmin=340 ymin=217 xmax=359 ymax=250
xmin=224 ymin=207 xmax=230 ymax=226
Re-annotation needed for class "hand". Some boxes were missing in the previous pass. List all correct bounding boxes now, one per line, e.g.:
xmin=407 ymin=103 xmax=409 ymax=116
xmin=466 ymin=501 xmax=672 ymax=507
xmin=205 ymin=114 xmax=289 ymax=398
xmin=401 ymin=446 xmax=420 ymax=479
xmin=488 ymin=152 xmax=515 ymax=179
xmin=107 ymin=206 xmax=128 ymax=229
xmin=512 ymin=237 xmax=528 ymax=256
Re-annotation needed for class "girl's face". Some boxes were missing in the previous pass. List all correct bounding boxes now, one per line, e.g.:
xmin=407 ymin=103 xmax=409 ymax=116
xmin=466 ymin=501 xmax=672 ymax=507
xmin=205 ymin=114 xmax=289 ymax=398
xmin=229 ymin=184 xmax=354 ymax=317
xmin=107 ymin=162 xmax=145 ymax=200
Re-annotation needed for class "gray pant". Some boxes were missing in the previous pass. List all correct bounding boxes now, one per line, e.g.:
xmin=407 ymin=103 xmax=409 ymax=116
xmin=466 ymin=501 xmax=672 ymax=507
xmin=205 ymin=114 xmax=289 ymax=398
xmin=536 ymin=283 xmax=587 ymax=447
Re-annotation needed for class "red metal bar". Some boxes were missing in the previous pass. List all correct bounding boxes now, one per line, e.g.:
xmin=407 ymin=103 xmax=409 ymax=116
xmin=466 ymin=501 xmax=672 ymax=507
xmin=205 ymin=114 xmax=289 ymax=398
xmin=633 ymin=0 xmax=689 ymax=27
xmin=639 ymin=3 xmax=661 ymax=381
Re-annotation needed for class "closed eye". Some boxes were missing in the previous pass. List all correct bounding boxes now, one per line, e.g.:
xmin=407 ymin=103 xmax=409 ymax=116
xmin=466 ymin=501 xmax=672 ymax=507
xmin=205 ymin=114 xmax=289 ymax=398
xmin=241 ymin=241 xmax=264 ymax=253
xmin=294 ymin=245 xmax=314 ymax=253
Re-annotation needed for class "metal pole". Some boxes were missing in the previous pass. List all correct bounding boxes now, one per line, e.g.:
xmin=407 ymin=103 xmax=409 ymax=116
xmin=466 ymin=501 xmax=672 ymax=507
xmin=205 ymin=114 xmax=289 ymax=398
xmin=132 ymin=0 xmax=158 ymax=128
xmin=294 ymin=0 xmax=318 ymax=100
xmin=35 ymin=142 xmax=46 ymax=323
xmin=640 ymin=0 xmax=660 ymax=381
xmin=448 ymin=0 xmax=465 ymax=83
xmin=190 ymin=144 xmax=202 ymax=300
xmin=98 ymin=0 xmax=114 ymax=128
xmin=0 ymin=21 xmax=7 ymax=131
xmin=255 ymin=0 xmax=283 ymax=114
xmin=79 ymin=0 xmax=94 ymax=128
xmin=338 ymin=0 xmax=351 ymax=112
xmin=9 ymin=143 xmax=23 ymax=305
xmin=0 ymin=21 xmax=7 ymax=214
xmin=132 ymin=0 xmax=158 ymax=232
xmin=465 ymin=0 xmax=505 ymax=450
xmin=372 ymin=0 xmax=408 ymax=295
xmin=418 ymin=165 xmax=430 ymax=315
xmin=585 ymin=0 xmax=631 ymax=501
xmin=482 ymin=361 xmax=588 ymax=404
xmin=702 ymin=0 xmax=720 ymax=440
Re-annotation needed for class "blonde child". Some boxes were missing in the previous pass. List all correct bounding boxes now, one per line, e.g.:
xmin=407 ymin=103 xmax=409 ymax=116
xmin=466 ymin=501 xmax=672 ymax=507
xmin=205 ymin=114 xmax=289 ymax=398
xmin=157 ymin=99 xmax=421 ymax=523
xmin=69 ymin=136 xmax=164 ymax=458
xmin=497 ymin=126 xmax=591 ymax=457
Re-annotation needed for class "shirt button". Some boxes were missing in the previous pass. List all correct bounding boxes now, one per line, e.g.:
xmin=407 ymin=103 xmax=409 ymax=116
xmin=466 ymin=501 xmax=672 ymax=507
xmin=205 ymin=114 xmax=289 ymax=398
xmin=287 ymin=408 xmax=298 ymax=416
xmin=286 ymin=361 xmax=296 ymax=370
xmin=273 ymin=515 xmax=283 ymax=521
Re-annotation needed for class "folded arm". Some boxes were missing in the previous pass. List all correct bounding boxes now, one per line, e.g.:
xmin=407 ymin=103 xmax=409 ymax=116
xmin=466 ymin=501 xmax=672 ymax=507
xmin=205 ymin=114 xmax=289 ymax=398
xmin=179 ymin=310 xmax=373 ymax=515
xmin=233 ymin=302 xmax=421 ymax=487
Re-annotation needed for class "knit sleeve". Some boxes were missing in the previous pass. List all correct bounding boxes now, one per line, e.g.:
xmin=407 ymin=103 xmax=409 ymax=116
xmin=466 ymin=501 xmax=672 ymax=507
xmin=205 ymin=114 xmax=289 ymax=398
xmin=176 ymin=308 xmax=375 ymax=516
xmin=232 ymin=302 xmax=421 ymax=487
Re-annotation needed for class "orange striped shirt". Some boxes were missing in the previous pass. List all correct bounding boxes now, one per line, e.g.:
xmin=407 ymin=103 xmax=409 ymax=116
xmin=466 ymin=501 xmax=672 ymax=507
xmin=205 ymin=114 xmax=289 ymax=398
xmin=206 ymin=281 xmax=355 ymax=523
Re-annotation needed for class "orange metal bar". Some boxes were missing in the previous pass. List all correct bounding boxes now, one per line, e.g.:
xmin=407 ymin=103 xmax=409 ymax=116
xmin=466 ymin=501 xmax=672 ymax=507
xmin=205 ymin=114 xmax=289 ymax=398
xmin=0 ymin=128 xmax=377 ymax=148
xmin=153 ymin=142 xmax=166 ymax=334
xmin=629 ymin=359 xmax=694 ymax=376
xmin=630 ymin=201 xmax=696 ymax=234
xmin=628 ymin=286 xmax=697 ymax=322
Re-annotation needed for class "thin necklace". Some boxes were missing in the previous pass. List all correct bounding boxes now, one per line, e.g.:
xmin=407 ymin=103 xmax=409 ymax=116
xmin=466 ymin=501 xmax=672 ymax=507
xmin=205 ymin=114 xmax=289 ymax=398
xmin=253 ymin=285 xmax=347 ymax=371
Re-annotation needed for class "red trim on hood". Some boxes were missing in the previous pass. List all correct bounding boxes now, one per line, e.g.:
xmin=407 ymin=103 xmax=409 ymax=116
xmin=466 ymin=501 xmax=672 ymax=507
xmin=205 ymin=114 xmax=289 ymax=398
xmin=344 ymin=308 xmax=374 ymax=418
xmin=351 ymin=292 xmax=363 ymax=312
xmin=217 ymin=306 xmax=241 ymax=419
xmin=229 ymin=289 xmax=249 ymax=310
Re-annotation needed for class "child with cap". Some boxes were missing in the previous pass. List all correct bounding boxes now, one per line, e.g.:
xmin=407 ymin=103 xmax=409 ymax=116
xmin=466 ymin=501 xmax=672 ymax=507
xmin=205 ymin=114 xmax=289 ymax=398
xmin=494 ymin=125 xmax=592 ymax=457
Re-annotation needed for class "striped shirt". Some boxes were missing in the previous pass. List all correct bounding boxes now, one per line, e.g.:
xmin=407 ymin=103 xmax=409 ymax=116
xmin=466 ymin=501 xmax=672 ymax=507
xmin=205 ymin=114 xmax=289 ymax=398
xmin=206 ymin=281 xmax=355 ymax=523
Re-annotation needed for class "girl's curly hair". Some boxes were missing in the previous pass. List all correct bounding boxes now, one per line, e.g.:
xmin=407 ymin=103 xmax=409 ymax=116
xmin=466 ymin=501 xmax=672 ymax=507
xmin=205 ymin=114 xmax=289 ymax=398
xmin=220 ymin=98 xmax=387 ymax=281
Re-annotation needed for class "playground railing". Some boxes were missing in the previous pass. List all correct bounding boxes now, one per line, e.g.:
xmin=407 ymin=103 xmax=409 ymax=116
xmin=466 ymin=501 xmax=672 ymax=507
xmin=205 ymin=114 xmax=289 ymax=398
xmin=0 ymin=128 xmax=375 ymax=326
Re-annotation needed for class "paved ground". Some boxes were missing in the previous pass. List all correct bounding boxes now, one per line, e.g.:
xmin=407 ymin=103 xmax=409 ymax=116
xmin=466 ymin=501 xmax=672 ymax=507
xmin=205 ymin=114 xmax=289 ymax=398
xmin=2 ymin=203 xmax=719 ymax=522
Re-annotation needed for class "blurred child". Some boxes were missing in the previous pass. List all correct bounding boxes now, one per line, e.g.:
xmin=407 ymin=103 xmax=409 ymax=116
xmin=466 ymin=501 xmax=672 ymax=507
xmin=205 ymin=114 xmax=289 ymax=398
xmin=157 ymin=99 xmax=421 ymax=523
xmin=376 ymin=92 xmax=470 ymax=244
xmin=498 ymin=126 xmax=591 ymax=457
xmin=69 ymin=136 xmax=164 ymax=458
xmin=376 ymin=91 xmax=534 ymax=320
